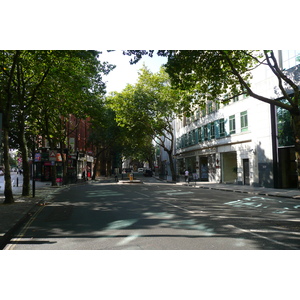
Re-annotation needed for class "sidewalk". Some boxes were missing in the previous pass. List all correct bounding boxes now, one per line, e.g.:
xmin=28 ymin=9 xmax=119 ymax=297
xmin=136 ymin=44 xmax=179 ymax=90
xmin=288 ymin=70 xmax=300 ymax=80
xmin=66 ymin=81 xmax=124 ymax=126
xmin=0 ymin=179 xmax=85 ymax=249
xmin=176 ymin=180 xmax=300 ymax=199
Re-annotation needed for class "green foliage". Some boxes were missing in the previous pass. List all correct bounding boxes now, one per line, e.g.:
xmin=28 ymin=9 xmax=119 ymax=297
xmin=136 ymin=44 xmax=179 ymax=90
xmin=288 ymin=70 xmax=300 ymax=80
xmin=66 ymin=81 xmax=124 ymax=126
xmin=107 ymin=65 xmax=180 ymax=180
xmin=108 ymin=66 xmax=180 ymax=140
xmin=1 ymin=50 xmax=115 ymax=148
xmin=123 ymin=50 xmax=299 ymax=113
xmin=0 ymin=50 xmax=115 ymax=198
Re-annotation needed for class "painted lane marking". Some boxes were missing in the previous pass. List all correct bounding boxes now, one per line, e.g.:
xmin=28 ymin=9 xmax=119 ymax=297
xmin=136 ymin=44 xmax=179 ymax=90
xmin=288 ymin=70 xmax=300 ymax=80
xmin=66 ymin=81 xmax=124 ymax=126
xmin=166 ymin=192 xmax=194 ymax=196
xmin=86 ymin=190 xmax=124 ymax=197
xmin=104 ymin=219 xmax=138 ymax=230
xmin=134 ymin=192 xmax=150 ymax=197
xmin=158 ymin=199 xmax=195 ymax=214
xmin=116 ymin=232 xmax=141 ymax=246
xmin=226 ymin=224 xmax=299 ymax=250
xmin=225 ymin=196 xmax=300 ymax=214
xmin=4 ymin=205 xmax=45 ymax=250
xmin=154 ymin=189 xmax=194 ymax=196
xmin=154 ymin=190 xmax=179 ymax=194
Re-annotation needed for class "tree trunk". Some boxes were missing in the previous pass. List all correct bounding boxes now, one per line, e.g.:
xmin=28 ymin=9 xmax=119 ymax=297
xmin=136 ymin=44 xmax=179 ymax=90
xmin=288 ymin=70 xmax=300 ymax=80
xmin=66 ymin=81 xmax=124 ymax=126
xmin=167 ymin=150 xmax=176 ymax=182
xmin=92 ymin=151 xmax=101 ymax=180
xmin=292 ymin=113 xmax=300 ymax=189
xmin=21 ymin=150 xmax=30 ymax=196
xmin=19 ymin=136 xmax=30 ymax=196
xmin=2 ymin=51 xmax=20 ymax=204
xmin=3 ymin=124 xmax=14 ymax=204
xmin=51 ymin=165 xmax=58 ymax=186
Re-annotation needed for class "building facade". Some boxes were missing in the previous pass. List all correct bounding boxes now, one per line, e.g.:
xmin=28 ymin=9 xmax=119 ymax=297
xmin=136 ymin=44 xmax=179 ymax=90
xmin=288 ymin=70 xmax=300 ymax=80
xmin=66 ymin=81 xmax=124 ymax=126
xmin=170 ymin=51 xmax=300 ymax=188
xmin=175 ymin=96 xmax=273 ymax=186
xmin=33 ymin=116 xmax=94 ymax=182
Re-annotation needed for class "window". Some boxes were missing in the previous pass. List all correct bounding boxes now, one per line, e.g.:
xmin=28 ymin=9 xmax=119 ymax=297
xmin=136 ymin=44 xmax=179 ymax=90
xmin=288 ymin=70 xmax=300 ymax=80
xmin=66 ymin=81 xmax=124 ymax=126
xmin=198 ymin=127 xmax=202 ymax=142
xmin=223 ymin=94 xmax=230 ymax=106
xmin=176 ymin=137 xmax=181 ymax=149
xmin=210 ymin=122 xmax=215 ymax=139
xmin=233 ymin=96 xmax=239 ymax=102
xmin=192 ymin=129 xmax=196 ymax=145
xmin=240 ymin=111 xmax=248 ymax=132
xmin=204 ymin=125 xmax=208 ymax=140
xmin=183 ymin=134 xmax=187 ymax=147
xmin=188 ymin=132 xmax=192 ymax=145
xmin=229 ymin=115 xmax=236 ymax=134
xmin=219 ymin=118 xmax=225 ymax=137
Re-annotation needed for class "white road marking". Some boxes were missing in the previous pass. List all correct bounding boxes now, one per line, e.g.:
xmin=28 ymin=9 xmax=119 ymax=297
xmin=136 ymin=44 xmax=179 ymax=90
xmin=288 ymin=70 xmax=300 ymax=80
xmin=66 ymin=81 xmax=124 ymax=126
xmin=134 ymin=192 xmax=150 ymax=197
xmin=158 ymin=199 xmax=195 ymax=214
xmin=226 ymin=224 xmax=299 ymax=250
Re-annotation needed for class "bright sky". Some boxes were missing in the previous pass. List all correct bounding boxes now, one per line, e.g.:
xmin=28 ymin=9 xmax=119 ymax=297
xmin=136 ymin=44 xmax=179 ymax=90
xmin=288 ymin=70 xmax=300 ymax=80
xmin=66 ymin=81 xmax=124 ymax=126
xmin=98 ymin=51 xmax=168 ymax=94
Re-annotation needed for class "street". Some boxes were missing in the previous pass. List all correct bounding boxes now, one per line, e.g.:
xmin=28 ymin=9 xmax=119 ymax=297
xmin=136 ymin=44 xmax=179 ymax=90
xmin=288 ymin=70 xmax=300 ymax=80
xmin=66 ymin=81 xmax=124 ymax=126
xmin=4 ymin=174 xmax=300 ymax=250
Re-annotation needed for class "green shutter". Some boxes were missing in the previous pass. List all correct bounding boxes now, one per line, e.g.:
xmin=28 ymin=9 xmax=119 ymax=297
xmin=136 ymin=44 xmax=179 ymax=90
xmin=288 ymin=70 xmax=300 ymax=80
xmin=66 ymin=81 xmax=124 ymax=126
xmin=215 ymin=120 xmax=220 ymax=138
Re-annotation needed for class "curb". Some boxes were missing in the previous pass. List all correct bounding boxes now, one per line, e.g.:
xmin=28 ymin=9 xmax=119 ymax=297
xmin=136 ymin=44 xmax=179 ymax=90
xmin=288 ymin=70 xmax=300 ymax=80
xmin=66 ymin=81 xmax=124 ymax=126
xmin=154 ymin=176 xmax=300 ymax=200
xmin=197 ymin=185 xmax=300 ymax=199
xmin=0 ymin=182 xmax=82 ymax=250
xmin=0 ymin=205 xmax=35 ymax=250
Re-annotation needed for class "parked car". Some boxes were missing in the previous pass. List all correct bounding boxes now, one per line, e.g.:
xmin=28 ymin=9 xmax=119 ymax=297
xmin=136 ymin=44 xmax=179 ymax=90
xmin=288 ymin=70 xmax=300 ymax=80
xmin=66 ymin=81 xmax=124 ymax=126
xmin=0 ymin=170 xmax=4 ymax=176
xmin=143 ymin=169 xmax=153 ymax=177
xmin=138 ymin=168 xmax=144 ymax=173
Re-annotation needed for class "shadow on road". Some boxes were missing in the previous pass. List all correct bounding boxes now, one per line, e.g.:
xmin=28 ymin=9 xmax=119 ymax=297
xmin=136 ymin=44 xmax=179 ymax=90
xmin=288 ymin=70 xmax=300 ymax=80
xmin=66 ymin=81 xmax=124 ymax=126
xmin=12 ymin=177 xmax=300 ymax=250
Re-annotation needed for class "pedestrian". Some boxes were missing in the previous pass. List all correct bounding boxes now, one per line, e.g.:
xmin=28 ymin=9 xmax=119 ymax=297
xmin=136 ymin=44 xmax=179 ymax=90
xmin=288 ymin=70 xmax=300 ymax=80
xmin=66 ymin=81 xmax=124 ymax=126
xmin=185 ymin=170 xmax=189 ymax=183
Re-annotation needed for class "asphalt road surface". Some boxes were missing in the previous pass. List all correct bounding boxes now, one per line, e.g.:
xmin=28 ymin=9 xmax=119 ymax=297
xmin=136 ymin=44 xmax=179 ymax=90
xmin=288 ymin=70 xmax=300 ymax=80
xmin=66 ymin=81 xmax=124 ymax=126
xmin=4 ymin=175 xmax=300 ymax=250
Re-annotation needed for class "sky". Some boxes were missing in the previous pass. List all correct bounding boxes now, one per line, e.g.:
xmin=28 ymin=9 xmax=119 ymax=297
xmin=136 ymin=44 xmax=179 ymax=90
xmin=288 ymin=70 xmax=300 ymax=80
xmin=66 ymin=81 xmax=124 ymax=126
xmin=98 ymin=51 xmax=168 ymax=94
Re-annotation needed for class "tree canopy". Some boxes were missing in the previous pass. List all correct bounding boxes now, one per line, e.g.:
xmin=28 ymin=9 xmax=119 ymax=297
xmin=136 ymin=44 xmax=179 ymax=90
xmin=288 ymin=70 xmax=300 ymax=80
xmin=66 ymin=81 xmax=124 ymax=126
xmin=123 ymin=50 xmax=300 ymax=187
xmin=108 ymin=66 xmax=181 ymax=181
xmin=0 ymin=50 xmax=115 ymax=202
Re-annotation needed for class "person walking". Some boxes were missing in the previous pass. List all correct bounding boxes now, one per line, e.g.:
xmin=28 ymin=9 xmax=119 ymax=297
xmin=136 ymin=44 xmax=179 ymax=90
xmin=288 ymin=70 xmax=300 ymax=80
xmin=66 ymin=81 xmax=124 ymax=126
xmin=185 ymin=170 xmax=189 ymax=183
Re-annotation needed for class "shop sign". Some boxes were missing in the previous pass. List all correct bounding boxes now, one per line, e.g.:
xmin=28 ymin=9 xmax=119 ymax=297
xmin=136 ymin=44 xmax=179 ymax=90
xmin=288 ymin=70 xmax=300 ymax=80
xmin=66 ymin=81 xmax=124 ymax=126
xmin=34 ymin=153 xmax=41 ymax=162
xmin=56 ymin=153 xmax=62 ymax=162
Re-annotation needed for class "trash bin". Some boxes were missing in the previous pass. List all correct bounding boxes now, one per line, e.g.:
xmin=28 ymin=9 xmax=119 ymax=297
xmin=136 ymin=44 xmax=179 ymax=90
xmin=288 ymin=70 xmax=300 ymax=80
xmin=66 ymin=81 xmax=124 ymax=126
xmin=129 ymin=174 xmax=133 ymax=181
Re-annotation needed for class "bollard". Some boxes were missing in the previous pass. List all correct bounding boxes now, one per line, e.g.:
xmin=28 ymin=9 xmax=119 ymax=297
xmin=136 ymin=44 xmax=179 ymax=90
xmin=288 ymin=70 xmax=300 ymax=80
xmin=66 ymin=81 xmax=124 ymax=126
xmin=17 ymin=177 xmax=19 ymax=187
xmin=129 ymin=173 xmax=133 ymax=181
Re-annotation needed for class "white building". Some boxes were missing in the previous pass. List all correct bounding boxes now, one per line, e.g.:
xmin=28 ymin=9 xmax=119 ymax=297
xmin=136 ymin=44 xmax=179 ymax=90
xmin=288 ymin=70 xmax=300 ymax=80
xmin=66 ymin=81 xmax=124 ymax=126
xmin=171 ymin=51 xmax=300 ymax=188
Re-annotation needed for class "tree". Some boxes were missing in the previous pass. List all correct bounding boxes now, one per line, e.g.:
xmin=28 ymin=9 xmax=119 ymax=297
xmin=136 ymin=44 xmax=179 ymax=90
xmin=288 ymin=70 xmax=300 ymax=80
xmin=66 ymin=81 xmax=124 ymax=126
xmin=0 ymin=51 xmax=20 ymax=203
xmin=0 ymin=50 xmax=114 ymax=203
xmin=123 ymin=50 xmax=300 ymax=188
xmin=108 ymin=66 xmax=181 ymax=181
xmin=30 ymin=51 xmax=112 ymax=185
xmin=88 ymin=103 xmax=122 ymax=178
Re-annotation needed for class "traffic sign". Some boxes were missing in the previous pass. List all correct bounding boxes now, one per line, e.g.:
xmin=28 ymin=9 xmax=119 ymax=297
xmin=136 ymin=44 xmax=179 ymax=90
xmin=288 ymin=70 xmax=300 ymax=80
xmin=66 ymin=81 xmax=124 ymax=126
xmin=49 ymin=150 xmax=57 ymax=161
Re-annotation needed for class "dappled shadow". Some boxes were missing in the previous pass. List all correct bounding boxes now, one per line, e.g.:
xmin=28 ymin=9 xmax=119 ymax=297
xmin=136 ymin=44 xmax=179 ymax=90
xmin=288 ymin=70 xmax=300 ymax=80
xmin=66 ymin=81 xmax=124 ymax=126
xmin=12 ymin=177 xmax=300 ymax=250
